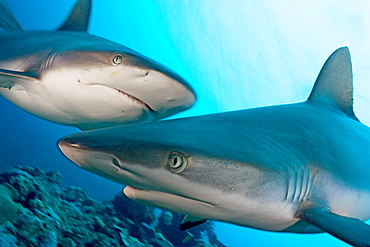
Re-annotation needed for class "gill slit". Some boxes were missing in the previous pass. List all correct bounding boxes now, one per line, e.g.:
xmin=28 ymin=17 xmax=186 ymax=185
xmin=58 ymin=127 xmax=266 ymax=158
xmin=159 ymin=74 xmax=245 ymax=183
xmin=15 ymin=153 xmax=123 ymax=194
xmin=285 ymin=166 xmax=317 ymax=204
xmin=41 ymin=50 xmax=58 ymax=71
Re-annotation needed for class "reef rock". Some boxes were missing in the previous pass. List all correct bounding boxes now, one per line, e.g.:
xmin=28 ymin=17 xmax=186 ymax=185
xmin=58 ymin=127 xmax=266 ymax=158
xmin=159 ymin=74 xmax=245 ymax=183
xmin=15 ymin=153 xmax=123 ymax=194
xmin=0 ymin=184 xmax=22 ymax=224
xmin=0 ymin=166 xmax=224 ymax=247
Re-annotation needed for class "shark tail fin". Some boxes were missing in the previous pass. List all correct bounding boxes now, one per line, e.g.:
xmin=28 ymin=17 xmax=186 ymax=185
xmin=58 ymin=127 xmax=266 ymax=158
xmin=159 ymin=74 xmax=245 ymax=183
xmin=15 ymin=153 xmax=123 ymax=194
xmin=59 ymin=0 xmax=91 ymax=32
xmin=0 ymin=0 xmax=22 ymax=31
xmin=307 ymin=47 xmax=358 ymax=121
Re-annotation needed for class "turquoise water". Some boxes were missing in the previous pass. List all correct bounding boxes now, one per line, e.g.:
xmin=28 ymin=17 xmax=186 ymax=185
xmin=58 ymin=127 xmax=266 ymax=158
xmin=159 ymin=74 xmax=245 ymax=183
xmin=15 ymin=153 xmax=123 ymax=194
xmin=2 ymin=0 xmax=370 ymax=246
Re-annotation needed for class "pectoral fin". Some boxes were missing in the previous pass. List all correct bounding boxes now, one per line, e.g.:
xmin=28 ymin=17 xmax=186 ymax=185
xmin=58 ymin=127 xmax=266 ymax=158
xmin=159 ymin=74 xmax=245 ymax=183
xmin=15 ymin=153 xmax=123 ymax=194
xmin=180 ymin=215 xmax=207 ymax=230
xmin=298 ymin=205 xmax=370 ymax=246
xmin=0 ymin=69 xmax=39 ymax=89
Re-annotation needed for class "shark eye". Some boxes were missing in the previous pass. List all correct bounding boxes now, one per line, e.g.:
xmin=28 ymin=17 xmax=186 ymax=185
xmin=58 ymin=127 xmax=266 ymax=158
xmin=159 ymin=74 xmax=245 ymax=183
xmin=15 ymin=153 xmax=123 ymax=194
xmin=112 ymin=54 xmax=123 ymax=65
xmin=167 ymin=152 xmax=187 ymax=173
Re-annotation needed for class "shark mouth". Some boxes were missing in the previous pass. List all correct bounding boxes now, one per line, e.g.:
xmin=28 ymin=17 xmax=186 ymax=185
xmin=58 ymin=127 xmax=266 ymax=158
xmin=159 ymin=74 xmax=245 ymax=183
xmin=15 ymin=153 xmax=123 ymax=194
xmin=113 ymin=87 xmax=156 ymax=115
xmin=88 ymin=82 xmax=155 ymax=114
xmin=109 ymin=155 xmax=216 ymax=212
xmin=123 ymin=186 xmax=215 ymax=217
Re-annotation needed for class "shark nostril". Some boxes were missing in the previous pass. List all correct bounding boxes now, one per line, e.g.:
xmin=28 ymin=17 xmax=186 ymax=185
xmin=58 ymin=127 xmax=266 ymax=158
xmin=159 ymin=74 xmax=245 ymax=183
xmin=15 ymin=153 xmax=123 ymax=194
xmin=112 ymin=157 xmax=121 ymax=168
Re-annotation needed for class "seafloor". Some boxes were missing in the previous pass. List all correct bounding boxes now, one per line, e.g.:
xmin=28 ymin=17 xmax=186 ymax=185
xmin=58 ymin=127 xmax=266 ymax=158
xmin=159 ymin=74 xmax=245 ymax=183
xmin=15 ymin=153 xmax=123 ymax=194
xmin=0 ymin=166 xmax=225 ymax=247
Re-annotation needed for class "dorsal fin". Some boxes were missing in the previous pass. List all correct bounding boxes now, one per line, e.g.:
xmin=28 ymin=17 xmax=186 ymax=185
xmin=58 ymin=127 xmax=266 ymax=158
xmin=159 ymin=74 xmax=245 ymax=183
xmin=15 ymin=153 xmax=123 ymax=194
xmin=0 ymin=0 xmax=22 ymax=31
xmin=308 ymin=47 xmax=358 ymax=121
xmin=59 ymin=0 xmax=91 ymax=31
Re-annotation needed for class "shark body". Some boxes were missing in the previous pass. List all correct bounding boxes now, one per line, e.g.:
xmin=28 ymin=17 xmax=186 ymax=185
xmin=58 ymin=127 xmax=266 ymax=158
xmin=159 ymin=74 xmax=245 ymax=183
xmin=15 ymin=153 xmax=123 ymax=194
xmin=0 ymin=0 xmax=195 ymax=130
xmin=58 ymin=47 xmax=370 ymax=246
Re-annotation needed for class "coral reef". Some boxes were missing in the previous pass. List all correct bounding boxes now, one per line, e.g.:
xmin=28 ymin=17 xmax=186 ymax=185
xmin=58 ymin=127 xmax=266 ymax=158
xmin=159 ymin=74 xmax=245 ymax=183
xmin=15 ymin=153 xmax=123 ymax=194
xmin=0 ymin=184 xmax=22 ymax=224
xmin=0 ymin=166 xmax=225 ymax=247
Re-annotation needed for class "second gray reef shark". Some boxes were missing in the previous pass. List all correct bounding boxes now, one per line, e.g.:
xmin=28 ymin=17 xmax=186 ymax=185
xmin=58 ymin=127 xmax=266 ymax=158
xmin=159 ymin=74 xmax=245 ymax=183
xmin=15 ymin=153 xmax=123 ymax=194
xmin=59 ymin=47 xmax=370 ymax=246
xmin=58 ymin=47 xmax=370 ymax=246
xmin=0 ymin=0 xmax=196 ymax=130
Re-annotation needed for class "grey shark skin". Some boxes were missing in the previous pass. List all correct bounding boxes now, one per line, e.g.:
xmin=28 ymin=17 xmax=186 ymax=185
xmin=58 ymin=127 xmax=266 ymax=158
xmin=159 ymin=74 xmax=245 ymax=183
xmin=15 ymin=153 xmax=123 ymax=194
xmin=0 ymin=0 xmax=196 ymax=130
xmin=58 ymin=47 xmax=370 ymax=246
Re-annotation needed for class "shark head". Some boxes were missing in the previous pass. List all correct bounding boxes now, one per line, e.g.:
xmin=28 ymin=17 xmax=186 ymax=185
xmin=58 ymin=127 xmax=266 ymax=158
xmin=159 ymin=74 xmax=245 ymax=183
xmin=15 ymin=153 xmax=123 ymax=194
xmin=36 ymin=33 xmax=197 ymax=129
xmin=58 ymin=118 xmax=279 ymax=229
xmin=0 ymin=0 xmax=196 ymax=130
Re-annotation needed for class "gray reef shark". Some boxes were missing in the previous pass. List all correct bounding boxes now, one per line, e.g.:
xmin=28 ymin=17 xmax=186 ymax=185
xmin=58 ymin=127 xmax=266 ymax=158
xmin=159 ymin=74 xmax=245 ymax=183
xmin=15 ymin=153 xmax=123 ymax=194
xmin=0 ymin=0 xmax=196 ymax=130
xmin=58 ymin=47 xmax=370 ymax=246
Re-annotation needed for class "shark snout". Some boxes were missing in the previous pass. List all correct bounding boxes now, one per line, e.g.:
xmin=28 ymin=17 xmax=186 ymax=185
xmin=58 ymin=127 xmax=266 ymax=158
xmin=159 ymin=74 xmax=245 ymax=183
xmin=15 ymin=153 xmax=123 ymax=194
xmin=58 ymin=134 xmax=151 ymax=187
xmin=119 ymin=53 xmax=197 ymax=119
xmin=58 ymin=138 xmax=89 ymax=168
xmin=58 ymin=136 xmax=123 ymax=178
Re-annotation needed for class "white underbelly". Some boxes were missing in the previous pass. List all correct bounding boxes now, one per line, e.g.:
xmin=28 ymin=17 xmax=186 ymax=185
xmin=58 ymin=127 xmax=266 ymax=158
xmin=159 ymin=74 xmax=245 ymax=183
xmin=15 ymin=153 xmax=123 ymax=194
xmin=0 ymin=77 xmax=154 ymax=128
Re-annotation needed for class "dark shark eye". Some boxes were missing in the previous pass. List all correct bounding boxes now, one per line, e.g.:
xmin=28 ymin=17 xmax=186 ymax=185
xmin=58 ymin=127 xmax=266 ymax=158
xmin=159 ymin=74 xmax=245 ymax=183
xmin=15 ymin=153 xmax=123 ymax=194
xmin=112 ymin=54 xmax=123 ymax=65
xmin=167 ymin=152 xmax=187 ymax=173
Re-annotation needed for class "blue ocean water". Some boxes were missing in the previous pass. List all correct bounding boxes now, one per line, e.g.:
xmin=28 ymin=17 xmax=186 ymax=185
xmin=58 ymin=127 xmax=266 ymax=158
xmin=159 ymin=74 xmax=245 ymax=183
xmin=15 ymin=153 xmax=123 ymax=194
xmin=1 ymin=0 xmax=370 ymax=246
